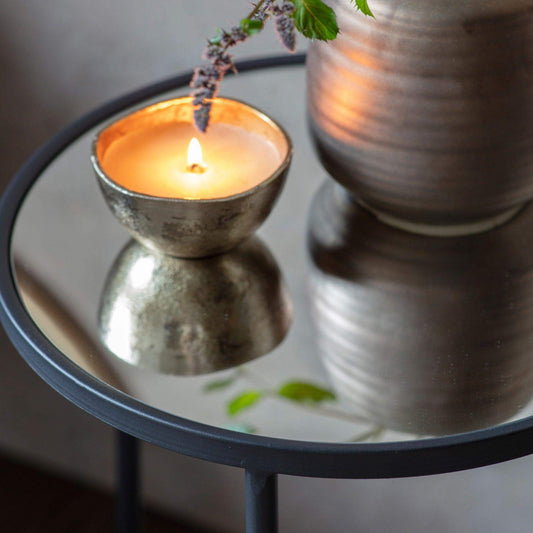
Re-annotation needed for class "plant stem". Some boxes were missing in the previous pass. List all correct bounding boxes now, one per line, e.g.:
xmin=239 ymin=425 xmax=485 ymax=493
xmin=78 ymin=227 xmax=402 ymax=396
xmin=347 ymin=427 xmax=384 ymax=443
xmin=276 ymin=394 xmax=373 ymax=425
xmin=249 ymin=0 xmax=267 ymax=20
xmin=210 ymin=1 xmax=270 ymax=72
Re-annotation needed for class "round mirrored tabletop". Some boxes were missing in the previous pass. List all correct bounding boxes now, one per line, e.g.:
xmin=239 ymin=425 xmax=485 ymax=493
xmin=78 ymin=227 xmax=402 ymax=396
xmin=3 ymin=55 xmax=533 ymax=478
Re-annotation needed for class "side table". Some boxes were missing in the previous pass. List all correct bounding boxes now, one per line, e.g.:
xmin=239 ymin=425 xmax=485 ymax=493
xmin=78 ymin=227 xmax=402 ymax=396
xmin=3 ymin=55 xmax=533 ymax=533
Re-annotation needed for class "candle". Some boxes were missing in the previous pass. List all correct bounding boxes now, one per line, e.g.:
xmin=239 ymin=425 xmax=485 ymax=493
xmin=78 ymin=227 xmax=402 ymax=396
xmin=97 ymin=98 xmax=285 ymax=200
xmin=92 ymin=97 xmax=292 ymax=258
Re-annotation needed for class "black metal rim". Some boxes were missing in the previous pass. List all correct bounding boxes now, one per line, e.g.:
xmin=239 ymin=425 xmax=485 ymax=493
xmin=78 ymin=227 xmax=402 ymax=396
xmin=2 ymin=54 xmax=533 ymax=479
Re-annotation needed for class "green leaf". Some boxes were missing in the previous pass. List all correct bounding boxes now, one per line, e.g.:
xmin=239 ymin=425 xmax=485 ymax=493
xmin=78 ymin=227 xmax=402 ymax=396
xmin=278 ymin=382 xmax=336 ymax=403
xmin=203 ymin=376 xmax=237 ymax=393
xmin=351 ymin=0 xmax=374 ymax=17
xmin=209 ymin=28 xmax=223 ymax=45
xmin=240 ymin=18 xmax=264 ymax=36
xmin=228 ymin=390 xmax=263 ymax=416
xmin=291 ymin=0 xmax=339 ymax=41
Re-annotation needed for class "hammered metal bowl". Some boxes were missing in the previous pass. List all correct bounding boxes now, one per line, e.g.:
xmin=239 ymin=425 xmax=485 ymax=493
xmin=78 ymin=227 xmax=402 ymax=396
xmin=92 ymin=97 xmax=292 ymax=258
xmin=308 ymin=181 xmax=533 ymax=435
xmin=307 ymin=0 xmax=533 ymax=226
xmin=99 ymin=237 xmax=292 ymax=375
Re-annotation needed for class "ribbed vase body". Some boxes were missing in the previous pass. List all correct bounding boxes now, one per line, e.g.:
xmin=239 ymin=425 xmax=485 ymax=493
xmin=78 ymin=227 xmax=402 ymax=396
xmin=307 ymin=0 xmax=533 ymax=225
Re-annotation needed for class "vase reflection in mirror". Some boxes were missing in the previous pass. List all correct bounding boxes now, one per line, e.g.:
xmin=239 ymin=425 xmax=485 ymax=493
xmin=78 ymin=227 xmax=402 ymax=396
xmin=308 ymin=182 xmax=533 ymax=436
xmin=99 ymin=237 xmax=292 ymax=376
xmin=306 ymin=0 xmax=533 ymax=435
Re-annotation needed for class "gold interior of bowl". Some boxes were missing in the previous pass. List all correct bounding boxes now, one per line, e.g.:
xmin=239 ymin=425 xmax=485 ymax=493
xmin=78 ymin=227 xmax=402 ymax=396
xmin=95 ymin=97 xmax=291 ymax=190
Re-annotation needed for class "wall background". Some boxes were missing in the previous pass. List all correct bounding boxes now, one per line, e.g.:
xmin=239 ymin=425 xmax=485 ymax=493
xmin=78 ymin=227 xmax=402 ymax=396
xmin=2 ymin=2 xmax=533 ymax=532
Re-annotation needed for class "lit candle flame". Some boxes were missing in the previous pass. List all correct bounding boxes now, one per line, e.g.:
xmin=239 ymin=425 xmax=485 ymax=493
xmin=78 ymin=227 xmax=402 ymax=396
xmin=187 ymin=137 xmax=206 ymax=173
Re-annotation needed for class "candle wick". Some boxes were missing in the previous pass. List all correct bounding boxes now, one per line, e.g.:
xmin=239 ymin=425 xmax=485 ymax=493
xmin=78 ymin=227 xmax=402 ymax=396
xmin=187 ymin=162 xmax=206 ymax=174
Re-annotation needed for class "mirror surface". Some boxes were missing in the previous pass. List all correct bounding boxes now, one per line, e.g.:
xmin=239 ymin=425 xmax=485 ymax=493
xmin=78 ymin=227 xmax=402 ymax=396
xmin=12 ymin=65 xmax=533 ymax=443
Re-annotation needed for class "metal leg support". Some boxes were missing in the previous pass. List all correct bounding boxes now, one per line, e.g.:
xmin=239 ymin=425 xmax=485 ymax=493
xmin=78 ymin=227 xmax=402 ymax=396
xmin=245 ymin=470 xmax=278 ymax=533
xmin=116 ymin=431 xmax=141 ymax=533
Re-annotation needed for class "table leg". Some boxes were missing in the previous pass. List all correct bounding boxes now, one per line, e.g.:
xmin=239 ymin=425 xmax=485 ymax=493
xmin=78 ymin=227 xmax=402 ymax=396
xmin=116 ymin=430 xmax=141 ymax=533
xmin=245 ymin=470 xmax=278 ymax=533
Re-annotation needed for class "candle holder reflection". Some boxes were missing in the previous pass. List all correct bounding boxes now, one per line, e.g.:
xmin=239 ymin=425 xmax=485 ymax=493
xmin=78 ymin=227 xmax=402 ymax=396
xmin=98 ymin=237 xmax=292 ymax=375
xmin=91 ymin=97 xmax=292 ymax=258
xmin=308 ymin=181 xmax=533 ymax=436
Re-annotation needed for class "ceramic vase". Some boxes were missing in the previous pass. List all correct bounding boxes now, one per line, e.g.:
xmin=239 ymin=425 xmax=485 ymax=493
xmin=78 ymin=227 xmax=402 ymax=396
xmin=307 ymin=0 xmax=533 ymax=227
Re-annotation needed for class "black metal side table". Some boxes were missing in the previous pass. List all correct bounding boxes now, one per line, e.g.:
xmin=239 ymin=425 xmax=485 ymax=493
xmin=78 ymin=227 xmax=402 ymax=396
xmin=3 ymin=55 xmax=533 ymax=533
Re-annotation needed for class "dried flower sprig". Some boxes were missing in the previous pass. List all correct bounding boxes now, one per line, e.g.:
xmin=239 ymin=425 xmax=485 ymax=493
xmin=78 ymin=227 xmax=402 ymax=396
xmin=191 ymin=0 xmax=374 ymax=132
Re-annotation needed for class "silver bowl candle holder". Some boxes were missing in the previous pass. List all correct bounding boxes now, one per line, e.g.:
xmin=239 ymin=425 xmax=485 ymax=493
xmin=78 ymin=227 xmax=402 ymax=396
xmin=92 ymin=97 xmax=292 ymax=258
xmin=99 ymin=237 xmax=292 ymax=375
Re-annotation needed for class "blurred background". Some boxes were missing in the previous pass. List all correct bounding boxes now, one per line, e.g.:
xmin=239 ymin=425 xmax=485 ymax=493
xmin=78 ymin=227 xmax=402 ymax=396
xmin=2 ymin=1 xmax=533 ymax=531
